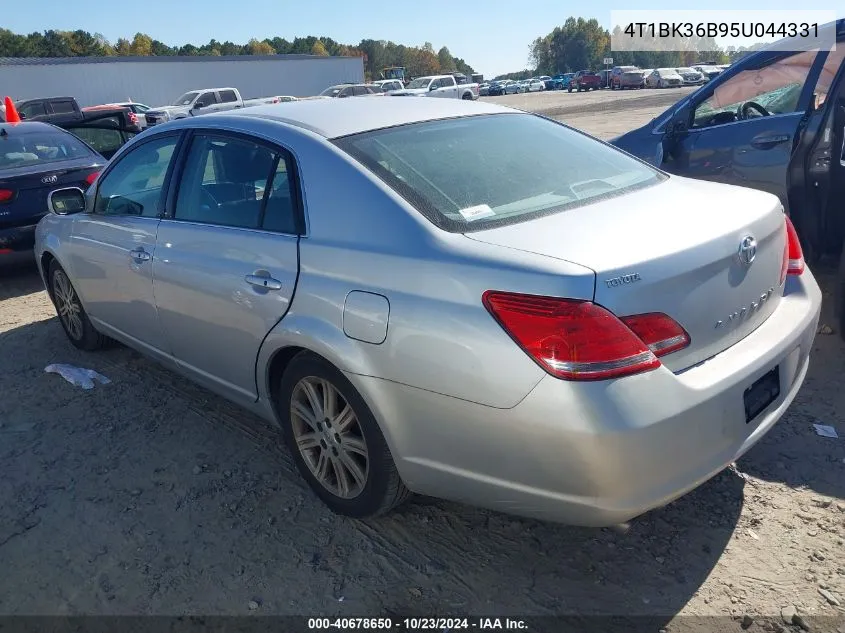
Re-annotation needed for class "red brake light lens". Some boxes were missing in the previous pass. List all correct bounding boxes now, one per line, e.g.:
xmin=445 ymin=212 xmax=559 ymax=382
xmin=482 ymin=291 xmax=691 ymax=381
xmin=85 ymin=171 xmax=100 ymax=186
xmin=0 ymin=188 xmax=14 ymax=203
xmin=784 ymin=215 xmax=804 ymax=277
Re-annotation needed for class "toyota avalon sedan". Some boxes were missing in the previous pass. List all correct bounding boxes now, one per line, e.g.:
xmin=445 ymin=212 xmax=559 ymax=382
xmin=34 ymin=98 xmax=821 ymax=526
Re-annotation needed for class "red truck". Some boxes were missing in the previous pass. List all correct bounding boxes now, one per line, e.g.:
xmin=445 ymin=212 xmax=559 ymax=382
xmin=568 ymin=70 xmax=602 ymax=92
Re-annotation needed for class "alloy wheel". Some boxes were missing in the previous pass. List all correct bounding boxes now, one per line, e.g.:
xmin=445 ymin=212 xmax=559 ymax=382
xmin=52 ymin=269 xmax=83 ymax=341
xmin=290 ymin=376 xmax=369 ymax=499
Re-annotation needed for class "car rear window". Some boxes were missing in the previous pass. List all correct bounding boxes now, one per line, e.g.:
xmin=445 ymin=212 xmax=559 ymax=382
xmin=0 ymin=128 xmax=93 ymax=169
xmin=334 ymin=113 xmax=664 ymax=232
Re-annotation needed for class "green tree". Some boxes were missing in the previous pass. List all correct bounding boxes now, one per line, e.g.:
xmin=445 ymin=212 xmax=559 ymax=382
xmin=437 ymin=46 xmax=455 ymax=72
xmin=130 ymin=33 xmax=153 ymax=56
xmin=248 ymin=38 xmax=275 ymax=55
xmin=310 ymin=40 xmax=329 ymax=56
xmin=114 ymin=38 xmax=132 ymax=56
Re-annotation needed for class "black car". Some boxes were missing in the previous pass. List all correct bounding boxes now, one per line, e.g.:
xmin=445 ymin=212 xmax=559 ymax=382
xmin=0 ymin=121 xmax=104 ymax=255
xmin=612 ymin=19 xmax=845 ymax=335
xmin=41 ymin=108 xmax=141 ymax=160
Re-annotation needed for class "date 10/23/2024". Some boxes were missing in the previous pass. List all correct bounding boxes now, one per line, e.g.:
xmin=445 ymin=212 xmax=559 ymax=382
xmin=307 ymin=617 xmax=529 ymax=630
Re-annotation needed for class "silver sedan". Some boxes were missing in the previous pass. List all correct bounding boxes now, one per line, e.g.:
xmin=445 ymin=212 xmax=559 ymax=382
xmin=35 ymin=98 xmax=821 ymax=526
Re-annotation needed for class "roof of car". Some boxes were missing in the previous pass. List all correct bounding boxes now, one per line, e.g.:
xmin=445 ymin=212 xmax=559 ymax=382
xmin=0 ymin=121 xmax=61 ymax=134
xmin=212 ymin=97 xmax=515 ymax=139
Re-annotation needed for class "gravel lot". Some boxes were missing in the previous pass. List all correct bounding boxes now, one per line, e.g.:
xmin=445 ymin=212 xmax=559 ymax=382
xmin=2 ymin=87 xmax=845 ymax=630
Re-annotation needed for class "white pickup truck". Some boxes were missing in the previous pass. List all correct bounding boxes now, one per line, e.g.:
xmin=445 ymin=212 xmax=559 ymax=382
xmin=144 ymin=87 xmax=285 ymax=126
xmin=390 ymin=75 xmax=479 ymax=100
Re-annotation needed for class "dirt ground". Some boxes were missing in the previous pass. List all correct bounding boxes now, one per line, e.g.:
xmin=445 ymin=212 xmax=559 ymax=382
xmin=1 ymin=88 xmax=845 ymax=630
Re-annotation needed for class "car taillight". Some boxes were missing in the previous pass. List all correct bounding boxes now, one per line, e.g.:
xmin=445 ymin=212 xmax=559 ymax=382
xmin=0 ymin=188 xmax=14 ymax=203
xmin=784 ymin=215 xmax=804 ymax=277
xmin=483 ymin=291 xmax=689 ymax=381
xmin=85 ymin=171 xmax=100 ymax=186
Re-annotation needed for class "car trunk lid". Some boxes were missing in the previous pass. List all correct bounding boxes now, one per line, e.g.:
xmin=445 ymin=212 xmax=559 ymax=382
xmin=464 ymin=176 xmax=787 ymax=372
xmin=0 ymin=158 xmax=100 ymax=229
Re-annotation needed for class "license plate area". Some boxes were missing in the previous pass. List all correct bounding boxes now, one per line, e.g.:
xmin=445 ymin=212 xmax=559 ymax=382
xmin=743 ymin=366 xmax=780 ymax=424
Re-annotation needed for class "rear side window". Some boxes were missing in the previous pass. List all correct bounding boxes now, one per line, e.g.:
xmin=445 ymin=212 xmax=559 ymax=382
xmin=174 ymin=133 xmax=299 ymax=233
xmin=68 ymin=126 xmax=129 ymax=158
xmin=51 ymin=100 xmax=76 ymax=114
xmin=335 ymin=113 xmax=663 ymax=233
xmin=0 ymin=128 xmax=93 ymax=169
xmin=219 ymin=90 xmax=238 ymax=103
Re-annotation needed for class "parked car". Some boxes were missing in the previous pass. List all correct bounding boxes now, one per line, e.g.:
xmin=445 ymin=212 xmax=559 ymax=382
xmin=391 ymin=75 xmax=479 ymax=100
xmin=692 ymin=65 xmax=723 ymax=81
xmin=479 ymin=83 xmax=490 ymax=96
xmin=34 ymin=97 xmax=821 ymax=526
xmin=675 ymin=68 xmax=706 ymax=86
xmin=549 ymin=73 xmax=574 ymax=90
xmin=569 ymin=71 xmax=602 ymax=92
xmin=505 ymin=81 xmax=523 ymax=95
xmin=144 ymin=88 xmax=284 ymax=126
xmin=611 ymin=66 xmax=645 ymax=90
xmin=319 ymin=84 xmax=383 ymax=99
xmin=86 ymin=102 xmax=153 ymax=128
xmin=523 ymin=78 xmax=545 ymax=92
xmin=487 ymin=81 xmax=508 ymax=96
xmin=646 ymin=68 xmax=685 ymax=88
xmin=1 ymin=121 xmax=104 ymax=257
xmin=370 ymin=80 xmax=404 ymax=94
xmin=613 ymin=18 xmax=844 ymax=334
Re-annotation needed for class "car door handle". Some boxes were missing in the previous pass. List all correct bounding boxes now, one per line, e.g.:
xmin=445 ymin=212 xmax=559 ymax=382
xmin=130 ymin=248 xmax=151 ymax=262
xmin=244 ymin=273 xmax=282 ymax=290
xmin=750 ymin=134 xmax=791 ymax=149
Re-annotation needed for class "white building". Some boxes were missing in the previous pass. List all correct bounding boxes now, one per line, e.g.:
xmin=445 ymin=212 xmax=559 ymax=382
xmin=0 ymin=54 xmax=365 ymax=107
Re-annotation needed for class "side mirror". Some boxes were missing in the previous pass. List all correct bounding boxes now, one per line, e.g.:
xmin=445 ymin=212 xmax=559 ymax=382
xmin=429 ymin=84 xmax=438 ymax=91
xmin=48 ymin=187 xmax=86 ymax=215
xmin=193 ymin=101 xmax=206 ymax=109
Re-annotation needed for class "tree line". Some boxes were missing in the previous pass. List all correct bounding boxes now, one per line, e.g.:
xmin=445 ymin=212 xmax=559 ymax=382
xmin=505 ymin=16 xmax=763 ymax=79
xmin=0 ymin=29 xmax=475 ymax=81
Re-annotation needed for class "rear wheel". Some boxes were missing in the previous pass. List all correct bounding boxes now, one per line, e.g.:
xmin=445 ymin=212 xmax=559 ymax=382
xmin=277 ymin=351 xmax=410 ymax=517
xmin=49 ymin=261 xmax=107 ymax=351
xmin=462 ymin=93 xmax=472 ymax=100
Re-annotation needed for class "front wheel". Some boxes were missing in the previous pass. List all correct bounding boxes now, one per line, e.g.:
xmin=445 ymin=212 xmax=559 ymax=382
xmin=277 ymin=351 xmax=410 ymax=517
xmin=49 ymin=261 xmax=107 ymax=351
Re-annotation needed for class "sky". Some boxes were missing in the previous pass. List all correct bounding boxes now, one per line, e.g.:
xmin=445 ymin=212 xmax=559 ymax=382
xmin=4 ymin=0 xmax=844 ymax=78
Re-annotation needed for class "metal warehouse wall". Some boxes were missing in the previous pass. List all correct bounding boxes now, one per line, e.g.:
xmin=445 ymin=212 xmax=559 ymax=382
xmin=0 ymin=55 xmax=364 ymax=107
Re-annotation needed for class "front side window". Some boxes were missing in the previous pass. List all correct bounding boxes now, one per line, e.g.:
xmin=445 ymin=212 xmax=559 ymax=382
xmin=174 ymin=133 xmax=298 ymax=233
xmin=94 ymin=135 xmax=177 ymax=217
xmin=693 ymin=49 xmax=818 ymax=128
xmin=197 ymin=92 xmax=216 ymax=107
xmin=51 ymin=100 xmax=76 ymax=114
xmin=0 ymin=129 xmax=93 ymax=169
xmin=335 ymin=113 xmax=663 ymax=233
xmin=19 ymin=102 xmax=47 ymax=119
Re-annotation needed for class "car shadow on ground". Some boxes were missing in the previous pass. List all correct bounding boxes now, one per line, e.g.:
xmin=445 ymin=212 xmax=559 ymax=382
xmin=0 ymin=316 xmax=745 ymax=624
xmin=0 ymin=257 xmax=43 ymax=302
xmin=737 ymin=266 xmax=845 ymax=503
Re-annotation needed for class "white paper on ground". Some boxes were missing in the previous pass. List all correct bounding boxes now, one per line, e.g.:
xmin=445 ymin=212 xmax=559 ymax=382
xmin=812 ymin=423 xmax=839 ymax=439
xmin=45 ymin=364 xmax=111 ymax=390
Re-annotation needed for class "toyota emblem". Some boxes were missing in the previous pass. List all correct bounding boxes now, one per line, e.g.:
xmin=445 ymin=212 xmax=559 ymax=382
xmin=738 ymin=235 xmax=757 ymax=266
xmin=41 ymin=174 xmax=58 ymax=185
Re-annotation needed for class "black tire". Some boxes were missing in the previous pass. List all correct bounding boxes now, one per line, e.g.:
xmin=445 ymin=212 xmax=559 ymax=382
xmin=277 ymin=351 xmax=411 ymax=517
xmin=462 ymin=93 xmax=472 ymax=100
xmin=568 ymin=86 xmax=573 ymax=93
xmin=48 ymin=261 xmax=107 ymax=351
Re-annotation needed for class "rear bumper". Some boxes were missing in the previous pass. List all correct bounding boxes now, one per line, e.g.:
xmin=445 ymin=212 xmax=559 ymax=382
xmin=0 ymin=223 xmax=37 ymax=252
xmin=355 ymin=270 xmax=822 ymax=526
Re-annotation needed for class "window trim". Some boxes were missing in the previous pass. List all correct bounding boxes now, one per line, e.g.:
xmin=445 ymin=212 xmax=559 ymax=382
xmin=164 ymin=128 xmax=306 ymax=236
xmin=89 ymin=131 xmax=186 ymax=218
